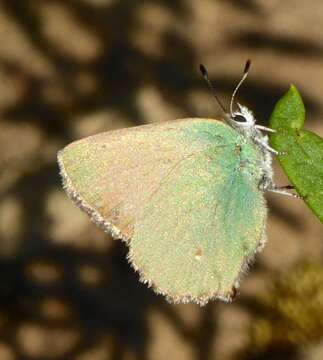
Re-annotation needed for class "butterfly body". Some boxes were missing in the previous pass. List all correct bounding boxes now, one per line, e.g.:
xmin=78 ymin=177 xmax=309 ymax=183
xmin=228 ymin=104 xmax=274 ymax=191
xmin=58 ymin=117 xmax=269 ymax=304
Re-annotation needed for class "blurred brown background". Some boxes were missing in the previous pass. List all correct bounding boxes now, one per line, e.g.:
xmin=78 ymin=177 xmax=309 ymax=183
xmin=0 ymin=0 xmax=322 ymax=359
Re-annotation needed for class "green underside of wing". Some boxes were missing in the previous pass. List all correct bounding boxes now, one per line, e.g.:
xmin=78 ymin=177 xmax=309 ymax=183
xmin=59 ymin=119 xmax=267 ymax=303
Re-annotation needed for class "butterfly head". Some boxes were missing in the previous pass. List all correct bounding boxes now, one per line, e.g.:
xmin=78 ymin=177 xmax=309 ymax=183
xmin=227 ymin=103 xmax=256 ymax=129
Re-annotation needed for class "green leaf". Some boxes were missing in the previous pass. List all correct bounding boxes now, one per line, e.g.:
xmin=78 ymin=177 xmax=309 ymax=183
xmin=269 ymin=85 xmax=323 ymax=223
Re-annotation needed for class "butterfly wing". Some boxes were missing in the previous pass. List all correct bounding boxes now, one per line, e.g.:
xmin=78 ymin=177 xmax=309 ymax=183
xmin=58 ymin=118 xmax=267 ymax=304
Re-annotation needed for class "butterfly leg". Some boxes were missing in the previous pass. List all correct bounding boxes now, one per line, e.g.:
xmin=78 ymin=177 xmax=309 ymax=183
xmin=255 ymin=125 xmax=276 ymax=133
xmin=266 ymin=185 xmax=302 ymax=199
xmin=255 ymin=138 xmax=283 ymax=156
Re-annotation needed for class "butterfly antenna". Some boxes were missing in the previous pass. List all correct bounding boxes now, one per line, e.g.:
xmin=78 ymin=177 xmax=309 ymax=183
xmin=230 ymin=59 xmax=251 ymax=116
xmin=199 ymin=64 xmax=227 ymax=114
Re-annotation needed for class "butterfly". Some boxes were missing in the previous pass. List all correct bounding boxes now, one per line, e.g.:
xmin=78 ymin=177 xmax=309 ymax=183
xmin=58 ymin=60 xmax=298 ymax=305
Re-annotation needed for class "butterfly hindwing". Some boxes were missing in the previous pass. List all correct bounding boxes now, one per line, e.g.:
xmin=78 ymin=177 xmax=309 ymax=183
xmin=129 ymin=136 xmax=267 ymax=304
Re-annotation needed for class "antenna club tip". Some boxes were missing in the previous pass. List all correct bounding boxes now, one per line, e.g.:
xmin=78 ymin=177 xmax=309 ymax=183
xmin=244 ymin=59 xmax=251 ymax=73
xmin=199 ymin=64 xmax=207 ymax=76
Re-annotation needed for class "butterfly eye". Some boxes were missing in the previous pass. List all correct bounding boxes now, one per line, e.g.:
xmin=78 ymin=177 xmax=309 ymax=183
xmin=233 ymin=114 xmax=247 ymax=123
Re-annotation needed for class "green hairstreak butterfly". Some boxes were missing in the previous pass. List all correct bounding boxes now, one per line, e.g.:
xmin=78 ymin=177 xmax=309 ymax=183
xmin=57 ymin=61 xmax=298 ymax=305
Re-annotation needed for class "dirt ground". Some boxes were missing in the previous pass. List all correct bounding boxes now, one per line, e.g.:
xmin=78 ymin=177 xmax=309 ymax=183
xmin=0 ymin=0 xmax=322 ymax=359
